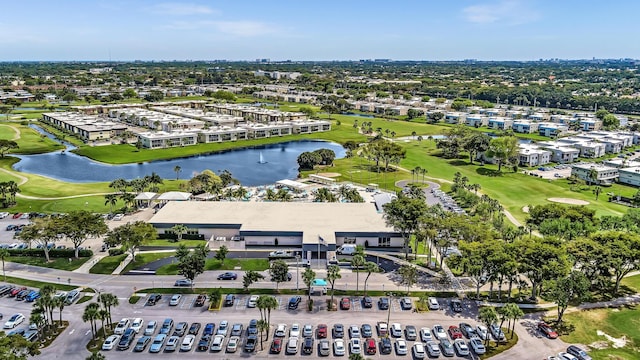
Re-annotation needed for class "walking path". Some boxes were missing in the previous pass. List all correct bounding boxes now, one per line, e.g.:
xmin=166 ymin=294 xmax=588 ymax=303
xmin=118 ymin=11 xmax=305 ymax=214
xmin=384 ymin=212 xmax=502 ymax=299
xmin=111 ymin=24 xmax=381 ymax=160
xmin=0 ymin=167 xmax=112 ymax=200
xmin=0 ymin=123 xmax=20 ymax=140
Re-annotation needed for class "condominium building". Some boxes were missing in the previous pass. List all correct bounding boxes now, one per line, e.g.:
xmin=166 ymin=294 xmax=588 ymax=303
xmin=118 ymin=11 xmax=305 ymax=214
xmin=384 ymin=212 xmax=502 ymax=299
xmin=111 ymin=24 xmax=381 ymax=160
xmin=571 ymin=163 xmax=619 ymax=185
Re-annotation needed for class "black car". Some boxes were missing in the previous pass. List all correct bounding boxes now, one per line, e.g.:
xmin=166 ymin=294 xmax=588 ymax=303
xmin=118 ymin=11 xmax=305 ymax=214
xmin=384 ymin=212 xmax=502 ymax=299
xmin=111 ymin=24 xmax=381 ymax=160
xmin=217 ymin=272 xmax=237 ymax=280
xmin=288 ymin=296 xmax=301 ymax=310
xmin=332 ymin=324 xmax=344 ymax=338
xmin=450 ymin=299 xmax=463 ymax=312
xmin=362 ymin=296 xmax=373 ymax=308
xmin=302 ymin=337 xmax=314 ymax=354
xmin=459 ymin=322 xmax=475 ymax=338
xmin=0 ymin=285 xmax=13 ymax=296
xmin=188 ymin=322 xmax=201 ymax=335
xmin=224 ymin=294 xmax=235 ymax=306
xmin=197 ymin=335 xmax=210 ymax=351
xmin=380 ymin=337 xmax=392 ymax=354
xmin=378 ymin=297 xmax=389 ymax=310
xmin=146 ymin=294 xmax=162 ymax=306
xmin=117 ymin=329 xmax=135 ymax=350
xmin=244 ymin=335 xmax=257 ymax=352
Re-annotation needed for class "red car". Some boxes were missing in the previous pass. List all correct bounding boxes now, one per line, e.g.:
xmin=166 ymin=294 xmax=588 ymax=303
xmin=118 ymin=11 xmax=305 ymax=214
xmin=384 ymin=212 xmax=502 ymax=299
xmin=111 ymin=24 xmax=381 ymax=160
xmin=365 ymin=338 xmax=377 ymax=355
xmin=317 ymin=324 xmax=328 ymax=338
xmin=537 ymin=321 xmax=558 ymax=339
xmin=340 ymin=297 xmax=351 ymax=310
xmin=9 ymin=287 xmax=26 ymax=297
xmin=12 ymin=213 xmax=22 ymax=219
xmin=448 ymin=325 xmax=463 ymax=339
xmin=270 ymin=338 xmax=282 ymax=353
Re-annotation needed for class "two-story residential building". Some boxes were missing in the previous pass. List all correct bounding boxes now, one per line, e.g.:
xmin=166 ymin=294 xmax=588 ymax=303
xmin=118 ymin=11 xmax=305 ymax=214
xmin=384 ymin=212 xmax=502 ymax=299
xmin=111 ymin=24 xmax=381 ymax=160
xmin=618 ymin=167 xmax=640 ymax=187
xmin=512 ymin=120 xmax=539 ymax=134
xmin=571 ymin=163 xmax=619 ymax=185
xmin=487 ymin=117 xmax=513 ymax=130
xmin=517 ymin=144 xmax=551 ymax=167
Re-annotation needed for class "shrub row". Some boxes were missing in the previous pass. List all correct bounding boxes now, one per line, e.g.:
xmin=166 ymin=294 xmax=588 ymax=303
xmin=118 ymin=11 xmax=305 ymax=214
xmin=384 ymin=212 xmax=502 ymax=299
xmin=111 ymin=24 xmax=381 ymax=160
xmin=8 ymin=248 xmax=93 ymax=258
xmin=157 ymin=233 xmax=205 ymax=241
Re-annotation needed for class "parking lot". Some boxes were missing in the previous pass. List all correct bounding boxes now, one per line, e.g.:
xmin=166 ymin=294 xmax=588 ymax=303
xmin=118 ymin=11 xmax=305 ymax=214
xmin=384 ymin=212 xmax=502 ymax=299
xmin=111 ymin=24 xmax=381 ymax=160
xmin=95 ymin=294 xmax=523 ymax=359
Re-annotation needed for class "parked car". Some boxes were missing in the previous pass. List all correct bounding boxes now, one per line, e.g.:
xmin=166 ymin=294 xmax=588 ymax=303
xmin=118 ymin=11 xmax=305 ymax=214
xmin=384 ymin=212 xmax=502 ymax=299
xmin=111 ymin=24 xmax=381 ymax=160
xmin=459 ymin=322 xmax=476 ymax=338
xmin=317 ymin=323 xmax=327 ymax=338
xmin=180 ymin=334 xmax=196 ymax=351
xmin=378 ymin=297 xmax=389 ymax=310
xmin=333 ymin=323 xmax=344 ymax=338
xmin=440 ymin=338 xmax=455 ymax=357
xmin=270 ymin=338 xmax=283 ymax=353
xmin=390 ymin=323 xmax=402 ymax=337
xmin=450 ymin=299 xmax=463 ymax=312
xmin=114 ymin=318 xmax=131 ymax=335
xmin=133 ymin=336 xmax=151 ymax=352
xmin=318 ymin=339 xmax=330 ymax=356
xmin=302 ymin=336 xmax=314 ymax=354
xmin=112 ymin=213 xmax=124 ymax=221
xmin=405 ymin=325 xmax=417 ymax=341
xmin=303 ymin=324 xmax=313 ymax=338
xmin=350 ymin=338 xmax=361 ymax=354
xmin=203 ymin=323 xmax=215 ymax=336
xmin=217 ymin=272 xmax=237 ymax=280
xmin=448 ymin=325 xmax=463 ymax=339
xmin=269 ymin=250 xmax=291 ymax=258
xmin=130 ymin=318 xmax=144 ymax=333
xmin=380 ymin=337 xmax=392 ymax=354
xmin=470 ymin=337 xmax=486 ymax=354
xmin=454 ymin=338 xmax=470 ymax=356
xmin=567 ymin=345 xmax=592 ymax=360
xmin=289 ymin=323 xmax=300 ymax=338
xmin=333 ymin=338 xmax=345 ymax=356
xmin=216 ymin=320 xmax=228 ymax=336
xmin=348 ymin=325 xmax=360 ymax=339
xmin=102 ymin=334 xmax=120 ymax=351
xmin=490 ymin=323 xmax=506 ymax=341
xmin=224 ymin=294 xmax=235 ymax=307
xmin=117 ymin=328 xmax=136 ymax=350
xmin=288 ymin=296 xmax=301 ymax=310
xmin=476 ymin=325 xmax=489 ymax=341
xmin=197 ymin=336 xmax=210 ymax=351
xmin=286 ymin=336 xmax=299 ymax=355
xmin=538 ymin=321 xmax=559 ymax=339
xmin=376 ymin=322 xmax=388 ymax=337
xmin=147 ymin=334 xmax=167 ymax=353
xmin=164 ymin=336 xmax=179 ymax=352
xmin=159 ymin=318 xmax=174 ymax=335
xmin=247 ymin=295 xmax=259 ymax=308
xmin=24 ymin=291 xmax=40 ymax=302
xmin=247 ymin=319 xmax=258 ymax=336
xmin=361 ymin=324 xmax=372 ymax=338
xmin=412 ymin=342 xmax=426 ymax=359
xmin=432 ymin=324 xmax=447 ymax=340
xmin=428 ymin=297 xmax=440 ymax=310
xmin=188 ymin=322 xmax=201 ymax=335
xmin=426 ymin=341 xmax=441 ymax=357
xmin=230 ymin=323 xmax=243 ymax=337
xmin=420 ymin=327 xmax=433 ymax=342
xmin=146 ymin=293 xmax=161 ymax=306
xmin=144 ymin=321 xmax=157 ymax=336
xmin=558 ymin=352 xmax=579 ymax=360
xmin=169 ymin=294 xmax=182 ymax=306
xmin=210 ymin=334 xmax=225 ymax=352
xmin=340 ymin=297 xmax=351 ymax=310
xmin=395 ymin=339 xmax=408 ymax=355
xmin=400 ymin=297 xmax=412 ymax=310
xmin=194 ymin=294 xmax=206 ymax=307
xmin=362 ymin=296 xmax=372 ymax=308
xmin=174 ymin=322 xmax=188 ymax=337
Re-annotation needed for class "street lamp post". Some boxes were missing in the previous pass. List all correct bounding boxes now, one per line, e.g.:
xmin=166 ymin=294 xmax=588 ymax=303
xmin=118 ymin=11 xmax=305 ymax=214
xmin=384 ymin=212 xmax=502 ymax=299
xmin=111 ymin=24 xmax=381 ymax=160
xmin=386 ymin=292 xmax=394 ymax=335
xmin=296 ymin=254 xmax=300 ymax=291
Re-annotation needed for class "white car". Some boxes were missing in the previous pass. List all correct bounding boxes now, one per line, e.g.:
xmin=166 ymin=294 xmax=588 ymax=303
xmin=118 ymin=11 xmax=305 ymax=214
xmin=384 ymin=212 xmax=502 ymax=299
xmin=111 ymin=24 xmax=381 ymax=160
xmin=395 ymin=339 xmax=408 ymax=355
xmin=144 ymin=321 xmax=157 ymax=336
xmin=286 ymin=336 xmax=299 ymax=355
xmin=169 ymin=294 xmax=182 ymax=306
xmin=130 ymin=318 xmax=144 ymax=333
xmin=432 ymin=324 xmax=447 ymax=340
xmin=476 ymin=325 xmax=489 ymax=341
xmin=226 ymin=336 xmax=239 ymax=353
xmin=412 ymin=343 xmax=426 ymax=359
xmin=428 ymin=297 xmax=440 ymax=310
xmin=349 ymin=325 xmax=361 ymax=338
xmin=217 ymin=320 xmax=228 ymax=336
xmin=469 ymin=337 xmax=486 ymax=354
xmin=210 ymin=334 xmax=225 ymax=351
xmin=114 ymin=318 xmax=130 ymax=335
xmin=350 ymin=338 xmax=361 ymax=354
xmin=420 ymin=327 xmax=433 ymax=342
xmin=112 ymin=213 xmax=124 ymax=221
xmin=164 ymin=336 xmax=180 ymax=351
xmin=180 ymin=334 xmax=195 ymax=351
xmin=558 ymin=352 xmax=579 ymax=360
xmin=390 ymin=323 xmax=402 ymax=337
xmin=454 ymin=339 xmax=470 ymax=356
xmin=102 ymin=334 xmax=120 ymax=350
xmin=0 ymin=212 xmax=9 ymax=218
xmin=275 ymin=323 xmax=287 ymax=337
xmin=290 ymin=323 xmax=300 ymax=338
xmin=333 ymin=339 xmax=345 ymax=356
xmin=269 ymin=250 xmax=290 ymax=257
xmin=426 ymin=341 xmax=441 ymax=357
xmin=247 ymin=295 xmax=259 ymax=308
xmin=3 ymin=313 xmax=25 ymax=329
xmin=303 ymin=324 xmax=313 ymax=338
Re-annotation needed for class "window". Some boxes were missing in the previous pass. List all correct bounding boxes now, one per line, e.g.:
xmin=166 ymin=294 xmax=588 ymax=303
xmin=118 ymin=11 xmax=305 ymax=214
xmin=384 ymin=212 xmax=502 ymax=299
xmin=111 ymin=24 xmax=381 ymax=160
xmin=344 ymin=237 xmax=356 ymax=245
xmin=378 ymin=237 xmax=390 ymax=247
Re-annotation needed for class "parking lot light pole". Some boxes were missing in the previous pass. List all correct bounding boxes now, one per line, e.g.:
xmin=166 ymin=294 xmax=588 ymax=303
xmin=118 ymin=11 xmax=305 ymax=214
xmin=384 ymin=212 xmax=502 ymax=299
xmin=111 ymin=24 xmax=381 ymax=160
xmin=296 ymin=254 xmax=300 ymax=291
xmin=386 ymin=292 xmax=394 ymax=335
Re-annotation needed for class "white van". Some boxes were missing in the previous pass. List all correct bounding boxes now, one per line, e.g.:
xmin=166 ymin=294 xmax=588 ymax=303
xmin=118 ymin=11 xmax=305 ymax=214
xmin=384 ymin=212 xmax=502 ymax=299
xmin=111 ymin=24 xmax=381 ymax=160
xmin=336 ymin=244 xmax=358 ymax=255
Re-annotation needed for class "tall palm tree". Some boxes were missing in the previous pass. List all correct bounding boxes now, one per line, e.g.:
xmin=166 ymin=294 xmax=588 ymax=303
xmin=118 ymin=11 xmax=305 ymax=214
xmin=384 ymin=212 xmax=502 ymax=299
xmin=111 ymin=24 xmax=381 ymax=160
xmin=98 ymin=293 xmax=119 ymax=329
xmin=257 ymin=319 xmax=269 ymax=350
xmin=170 ymin=224 xmax=189 ymax=242
xmin=104 ymin=194 xmax=118 ymax=214
xmin=351 ymin=254 xmax=365 ymax=296
xmin=53 ymin=296 xmax=65 ymax=327
xmin=174 ymin=165 xmax=182 ymax=180
xmin=363 ymin=261 xmax=379 ymax=296
xmin=327 ymin=265 xmax=341 ymax=311
xmin=98 ymin=309 xmax=109 ymax=339
xmin=478 ymin=307 xmax=498 ymax=346
xmin=302 ymin=267 xmax=316 ymax=302
xmin=263 ymin=296 xmax=278 ymax=338
xmin=83 ymin=303 xmax=100 ymax=340
xmin=0 ymin=248 xmax=9 ymax=280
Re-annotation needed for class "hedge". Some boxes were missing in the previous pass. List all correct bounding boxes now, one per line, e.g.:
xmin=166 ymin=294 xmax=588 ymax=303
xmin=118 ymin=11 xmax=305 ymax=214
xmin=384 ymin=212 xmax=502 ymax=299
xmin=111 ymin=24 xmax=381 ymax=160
xmin=108 ymin=248 xmax=125 ymax=256
xmin=157 ymin=233 xmax=205 ymax=241
xmin=7 ymin=248 xmax=93 ymax=258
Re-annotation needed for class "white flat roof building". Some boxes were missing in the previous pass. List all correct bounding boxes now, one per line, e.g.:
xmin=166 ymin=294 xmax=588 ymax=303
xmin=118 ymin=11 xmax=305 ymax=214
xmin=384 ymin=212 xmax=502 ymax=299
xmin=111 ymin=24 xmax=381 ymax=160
xmin=618 ymin=167 xmax=640 ymax=187
xmin=571 ymin=163 xmax=619 ymax=185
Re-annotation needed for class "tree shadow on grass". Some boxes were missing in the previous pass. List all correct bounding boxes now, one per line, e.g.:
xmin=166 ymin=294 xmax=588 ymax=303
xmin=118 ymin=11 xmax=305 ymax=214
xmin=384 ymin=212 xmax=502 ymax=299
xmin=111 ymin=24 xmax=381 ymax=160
xmin=447 ymin=160 xmax=469 ymax=166
xmin=476 ymin=168 xmax=504 ymax=177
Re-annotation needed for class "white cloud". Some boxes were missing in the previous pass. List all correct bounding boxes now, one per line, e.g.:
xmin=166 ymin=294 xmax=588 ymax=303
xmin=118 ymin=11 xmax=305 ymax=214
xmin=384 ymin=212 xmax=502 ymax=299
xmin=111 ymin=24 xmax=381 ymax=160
xmin=463 ymin=0 xmax=540 ymax=25
xmin=164 ymin=20 xmax=279 ymax=37
xmin=150 ymin=2 xmax=217 ymax=16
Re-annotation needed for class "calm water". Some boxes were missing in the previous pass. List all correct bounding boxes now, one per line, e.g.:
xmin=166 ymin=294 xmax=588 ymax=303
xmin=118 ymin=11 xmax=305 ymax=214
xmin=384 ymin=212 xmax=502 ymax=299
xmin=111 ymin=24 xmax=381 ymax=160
xmin=14 ymin=128 xmax=345 ymax=186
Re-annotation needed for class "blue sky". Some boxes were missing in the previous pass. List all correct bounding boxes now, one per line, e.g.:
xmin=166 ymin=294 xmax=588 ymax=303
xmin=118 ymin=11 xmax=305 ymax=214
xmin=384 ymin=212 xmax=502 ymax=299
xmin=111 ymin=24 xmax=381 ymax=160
xmin=1 ymin=0 xmax=639 ymax=61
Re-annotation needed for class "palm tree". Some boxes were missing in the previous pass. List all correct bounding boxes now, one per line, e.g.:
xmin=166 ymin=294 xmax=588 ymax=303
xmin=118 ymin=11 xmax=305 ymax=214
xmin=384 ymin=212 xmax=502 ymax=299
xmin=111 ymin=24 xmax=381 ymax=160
xmin=257 ymin=319 xmax=269 ymax=350
xmin=53 ymin=296 xmax=65 ymax=327
xmin=0 ymin=248 xmax=9 ymax=280
xmin=327 ymin=265 xmax=341 ymax=311
xmin=478 ymin=306 xmax=498 ymax=346
xmin=83 ymin=303 xmax=100 ymax=340
xmin=174 ymin=165 xmax=182 ymax=180
xmin=351 ymin=254 xmax=365 ymax=296
xmin=86 ymin=352 xmax=106 ymax=360
xmin=363 ymin=261 xmax=380 ymax=296
xmin=263 ymin=296 xmax=278 ymax=337
xmin=104 ymin=194 xmax=118 ymax=214
xmin=302 ymin=267 xmax=316 ymax=301
xmin=98 ymin=293 xmax=119 ymax=329
xmin=98 ymin=309 xmax=109 ymax=339
xmin=506 ymin=303 xmax=523 ymax=339
xmin=170 ymin=224 xmax=189 ymax=242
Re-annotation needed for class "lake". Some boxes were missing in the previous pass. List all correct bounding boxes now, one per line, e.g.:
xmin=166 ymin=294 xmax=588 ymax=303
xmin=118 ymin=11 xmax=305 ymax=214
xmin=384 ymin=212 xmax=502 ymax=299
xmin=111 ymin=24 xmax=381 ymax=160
xmin=13 ymin=128 xmax=345 ymax=186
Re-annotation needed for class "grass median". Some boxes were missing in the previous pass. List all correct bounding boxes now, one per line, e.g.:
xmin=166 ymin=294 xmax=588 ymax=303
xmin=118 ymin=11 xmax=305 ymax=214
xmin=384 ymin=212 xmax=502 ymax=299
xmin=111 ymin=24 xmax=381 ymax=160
xmin=155 ymin=258 xmax=269 ymax=275
xmin=8 ymin=256 xmax=90 ymax=271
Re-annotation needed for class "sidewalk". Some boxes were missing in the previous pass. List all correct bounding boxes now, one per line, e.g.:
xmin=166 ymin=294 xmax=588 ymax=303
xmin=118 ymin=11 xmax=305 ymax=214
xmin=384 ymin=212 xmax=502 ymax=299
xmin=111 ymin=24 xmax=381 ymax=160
xmin=72 ymin=252 xmax=110 ymax=274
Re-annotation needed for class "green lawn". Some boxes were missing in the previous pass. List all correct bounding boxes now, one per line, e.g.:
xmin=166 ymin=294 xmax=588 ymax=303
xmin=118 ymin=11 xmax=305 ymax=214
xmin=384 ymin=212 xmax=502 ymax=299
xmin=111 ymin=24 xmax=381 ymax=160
xmin=8 ymin=256 xmax=90 ymax=271
xmin=0 ymin=275 xmax=77 ymax=291
xmin=621 ymin=274 xmax=640 ymax=293
xmin=562 ymin=307 xmax=640 ymax=360
xmin=89 ymin=254 xmax=127 ymax=274
xmin=144 ymin=239 xmax=207 ymax=247
xmin=0 ymin=121 xmax=65 ymax=154
xmin=155 ymin=258 xmax=269 ymax=275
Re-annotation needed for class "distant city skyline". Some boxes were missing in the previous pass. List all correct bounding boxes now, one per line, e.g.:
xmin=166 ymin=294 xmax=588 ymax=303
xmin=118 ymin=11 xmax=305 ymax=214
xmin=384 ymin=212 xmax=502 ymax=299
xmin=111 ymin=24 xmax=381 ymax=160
xmin=2 ymin=0 xmax=639 ymax=61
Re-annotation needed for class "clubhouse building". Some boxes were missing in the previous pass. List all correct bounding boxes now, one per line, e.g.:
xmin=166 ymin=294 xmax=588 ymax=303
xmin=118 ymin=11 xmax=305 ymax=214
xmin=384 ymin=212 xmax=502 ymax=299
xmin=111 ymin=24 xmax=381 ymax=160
xmin=149 ymin=201 xmax=403 ymax=262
